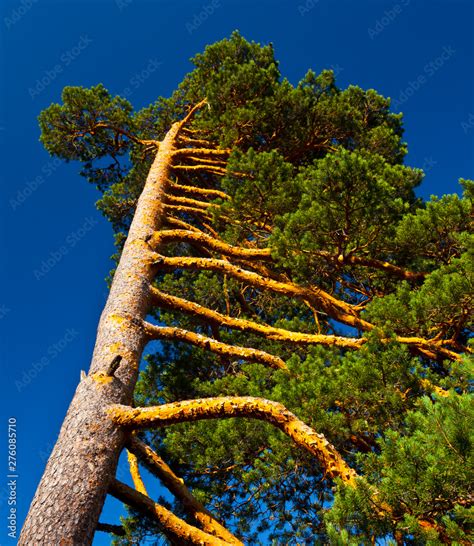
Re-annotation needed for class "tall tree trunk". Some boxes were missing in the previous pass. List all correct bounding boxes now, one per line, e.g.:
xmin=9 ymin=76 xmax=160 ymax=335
xmin=19 ymin=123 xmax=180 ymax=545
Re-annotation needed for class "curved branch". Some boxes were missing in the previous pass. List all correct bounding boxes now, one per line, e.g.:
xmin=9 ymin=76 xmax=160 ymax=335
xmin=128 ymin=437 xmax=243 ymax=545
xmin=153 ymin=254 xmax=371 ymax=331
xmin=176 ymin=99 xmax=209 ymax=131
xmin=152 ymin=255 xmax=462 ymax=361
xmin=150 ymin=287 xmax=363 ymax=350
xmin=173 ymin=164 xmax=228 ymax=176
xmin=143 ymin=321 xmax=287 ymax=370
xmin=92 ymin=122 xmax=159 ymax=148
xmin=178 ymin=135 xmax=215 ymax=146
xmin=165 ymin=196 xmax=214 ymax=210
xmin=168 ymin=181 xmax=230 ymax=200
xmin=163 ymin=204 xmax=213 ymax=220
xmin=396 ymin=336 xmax=461 ymax=362
xmin=151 ymin=230 xmax=272 ymax=260
xmin=108 ymin=397 xmax=358 ymax=486
xmin=109 ymin=479 xmax=230 ymax=546
xmin=165 ymin=216 xmax=204 ymax=233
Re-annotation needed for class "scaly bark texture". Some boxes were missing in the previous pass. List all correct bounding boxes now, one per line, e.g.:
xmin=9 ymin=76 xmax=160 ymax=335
xmin=19 ymin=119 xmax=180 ymax=545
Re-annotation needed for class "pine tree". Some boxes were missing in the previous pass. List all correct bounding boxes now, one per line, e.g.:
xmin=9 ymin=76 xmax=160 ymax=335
xmin=20 ymin=32 xmax=472 ymax=545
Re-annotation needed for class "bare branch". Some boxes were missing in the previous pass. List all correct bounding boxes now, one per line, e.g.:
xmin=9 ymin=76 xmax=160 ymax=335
xmin=128 ymin=437 xmax=243 ymax=545
xmin=96 ymin=522 xmax=126 ymax=536
xmin=178 ymin=135 xmax=215 ymax=146
xmin=165 ymin=216 xmax=204 ymax=233
xmin=176 ymin=99 xmax=209 ymax=131
xmin=163 ymin=204 xmax=213 ymax=220
xmin=173 ymin=164 xmax=228 ymax=176
xmin=127 ymin=450 xmax=148 ymax=495
xmin=153 ymin=254 xmax=371 ymax=331
xmin=143 ymin=321 xmax=287 ymax=370
xmin=185 ymin=156 xmax=228 ymax=167
xmin=108 ymin=397 xmax=357 ymax=485
xmin=150 ymin=287 xmax=363 ymax=350
xmin=168 ymin=181 xmax=230 ymax=200
xmin=173 ymin=148 xmax=231 ymax=159
xmin=165 ymin=195 xmax=214 ymax=210
xmin=109 ymin=479 xmax=231 ymax=545
xmin=151 ymin=230 xmax=272 ymax=260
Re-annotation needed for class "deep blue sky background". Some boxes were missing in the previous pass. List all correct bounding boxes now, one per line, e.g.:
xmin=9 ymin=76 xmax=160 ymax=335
xmin=0 ymin=0 xmax=472 ymax=544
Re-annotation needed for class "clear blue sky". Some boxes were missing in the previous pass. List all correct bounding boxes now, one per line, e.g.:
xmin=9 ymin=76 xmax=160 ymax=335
xmin=0 ymin=0 xmax=472 ymax=544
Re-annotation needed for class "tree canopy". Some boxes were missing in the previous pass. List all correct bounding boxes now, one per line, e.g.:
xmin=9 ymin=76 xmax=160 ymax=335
xmin=38 ymin=32 xmax=473 ymax=545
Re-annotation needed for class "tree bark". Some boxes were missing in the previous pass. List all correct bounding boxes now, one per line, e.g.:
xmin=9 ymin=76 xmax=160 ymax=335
xmin=19 ymin=124 xmax=179 ymax=545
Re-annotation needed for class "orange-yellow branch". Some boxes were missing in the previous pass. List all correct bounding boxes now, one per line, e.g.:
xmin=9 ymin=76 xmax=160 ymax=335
xmin=419 ymin=379 xmax=450 ymax=397
xmin=128 ymin=437 xmax=243 ymax=545
xmin=165 ymin=195 xmax=213 ymax=210
xmin=176 ymin=99 xmax=209 ymax=130
xmin=311 ymin=250 xmax=427 ymax=281
xmin=153 ymin=256 xmax=462 ymax=361
xmin=126 ymin=450 xmax=148 ymax=495
xmin=177 ymin=135 xmax=215 ymax=146
xmin=151 ymin=230 xmax=272 ymax=260
xmin=154 ymin=254 xmax=371 ymax=331
xmin=143 ymin=321 xmax=287 ymax=370
xmin=173 ymin=164 xmax=228 ymax=176
xmin=344 ymin=255 xmax=426 ymax=280
xmin=163 ymin=203 xmax=212 ymax=219
xmin=108 ymin=397 xmax=357 ymax=486
xmin=169 ymin=182 xmax=229 ymax=200
xmin=165 ymin=216 xmax=204 ymax=233
xmin=109 ymin=479 xmax=230 ymax=546
xmin=173 ymin=147 xmax=231 ymax=158
xmin=150 ymin=287 xmax=364 ymax=350
xmin=396 ymin=336 xmax=461 ymax=361
xmin=185 ymin=156 xmax=228 ymax=167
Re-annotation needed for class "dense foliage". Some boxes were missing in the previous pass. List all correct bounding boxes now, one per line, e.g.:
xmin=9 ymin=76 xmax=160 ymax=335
xmin=39 ymin=32 xmax=473 ymax=545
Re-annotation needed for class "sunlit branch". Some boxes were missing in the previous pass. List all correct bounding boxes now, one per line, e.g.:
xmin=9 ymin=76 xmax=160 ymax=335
xmin=165 ymin=216 xmax=204 ymax=233
xmin=173 ymin=148 xmax=231 ymax=158
xmin=168 ymin=181 xmax=230 ymax=200
xmin=178 ymin=135 xmax=215 ymax=146
xmin=151 ymin=255 xmax=461 ymax=361
xmin=173 ymin=164 xmax=228 ymax=176
xmin=185 ymin=156 xmax=228 ymax=167
xmin=127 ymin=436 xmax=243 ymax=545
xmin=143 ymin=321 xmax=287 ymax=370
xmin=127 ymin=450 xmax=148 ymax=495
xmin=109 ymin=479 xmax=230 ymax=545
xmin=165 ymin=195 xmax=214 ymax=210
xmin=153 ymin=254 xmax=371 ymax=331
xmin=150 ymin=230 xmax=272 ymax=260
xmin=313 ymin=250 xmax=427 ymax=281
xmin=163 ymin=204 xmax=213 ymax=220
xmin=150 ymin=287 xmax=363 ymax=350
xmin=418 ymin=379 xmax=449 ymax=398
xmin=108 ymin=397 xmax=358 ymax=486
xmin=176 ymin=99 xmax=209 ymax=131
xmin=396 ymin=336 xmax=461 ymax=362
